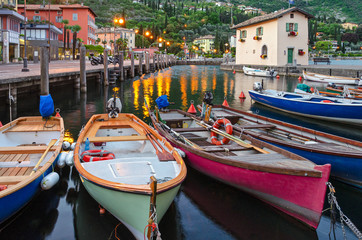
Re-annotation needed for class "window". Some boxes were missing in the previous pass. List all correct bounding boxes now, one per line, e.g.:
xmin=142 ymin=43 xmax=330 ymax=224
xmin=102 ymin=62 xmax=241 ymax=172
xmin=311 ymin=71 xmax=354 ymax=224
xmin=290 ymin=14 xmax=294 ymax=18
xmin=286 ymin=23 xmax=298 ymax=32
xmin=34 ymin=10 xmax=39 ymax=14
xmin=240 ymin=30 xmax=247 ymax=38
xmin=33 ymin=16 xmax=41 ymax=21
xmin=261 ymin=45 xmax=268 ymax=55
xmin=56 ymin=16 xmax=63 ymax=23
xmin=256 ymin=27 xmax=263 ymax=36
xmin=57 ymin=11 xmax=62 ymax=15
xmin=73 ymin=13 xmax=78 ymax=21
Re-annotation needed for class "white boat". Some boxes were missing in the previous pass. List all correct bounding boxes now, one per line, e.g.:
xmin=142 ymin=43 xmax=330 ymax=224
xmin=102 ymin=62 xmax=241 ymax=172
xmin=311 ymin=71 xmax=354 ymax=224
xmin=74 ymin=105 xmax=187 ymax=239
xmin=303 ymin=70 xmax=362 ymax=85
xmin=243 ymin=66 xmax=278 ymax=77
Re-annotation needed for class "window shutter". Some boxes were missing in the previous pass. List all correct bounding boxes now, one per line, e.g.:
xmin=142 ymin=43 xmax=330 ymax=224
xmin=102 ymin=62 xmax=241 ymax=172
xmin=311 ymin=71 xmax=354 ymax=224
xmin=261 ymin=27 xmax=263 ymax=35
xmin=245 ymin=30 xmax=247 ymax=38
xmin=286 ymin=23 xmax=289 ymax=32
xmin=256 ymin=28 xmax=258 ymax=36
xmin=294 ymin=23 xmax=298 ymax=31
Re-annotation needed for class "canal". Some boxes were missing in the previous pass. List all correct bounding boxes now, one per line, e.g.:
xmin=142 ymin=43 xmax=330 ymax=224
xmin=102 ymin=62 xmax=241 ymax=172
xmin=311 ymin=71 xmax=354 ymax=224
xmin=0 ymin=65 xmax=361 ymax=239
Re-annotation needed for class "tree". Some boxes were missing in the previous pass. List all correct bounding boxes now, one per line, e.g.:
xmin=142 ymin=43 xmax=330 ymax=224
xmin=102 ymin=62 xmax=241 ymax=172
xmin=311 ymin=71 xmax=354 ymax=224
xmin=71 ymin=25 xmax=81 ymax=60
xmin=61 ymin=19 xmax=69 ymax=54
xmin=96 ymin=38 xmax=101 ymax=45
xmin=315 ymin=41 xmax=332 ymax=51
xmin=102 ymin=40 xmax=107 ymax=48
xmin=342 ymin=33 xmax=359 ymax=44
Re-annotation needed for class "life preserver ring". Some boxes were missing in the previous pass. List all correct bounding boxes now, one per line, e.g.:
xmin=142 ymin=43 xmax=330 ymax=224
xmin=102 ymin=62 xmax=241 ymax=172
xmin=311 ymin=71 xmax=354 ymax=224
xmin=210 ymin=118 xmax=233 ymax=145
xmin=81 ymin=150 xmax=115 ymax=162
xmin=322 ymin=100 xmax=333 ymax=103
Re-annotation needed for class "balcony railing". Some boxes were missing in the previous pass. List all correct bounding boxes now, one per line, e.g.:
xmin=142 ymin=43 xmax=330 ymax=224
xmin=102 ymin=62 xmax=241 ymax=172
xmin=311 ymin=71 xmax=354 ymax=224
xmin=88 ymin=20 xmax=98 ymax=30
xmin=88 ymin=32 xmax=97 ymax=40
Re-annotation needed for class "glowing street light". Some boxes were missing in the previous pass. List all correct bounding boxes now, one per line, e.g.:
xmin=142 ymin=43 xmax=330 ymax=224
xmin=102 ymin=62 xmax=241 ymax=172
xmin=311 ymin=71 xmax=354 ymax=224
xmin=135 ymin=29 xmax=139 ymax=34
xmin=158 ymin=37 xmax=163 ymax=42
xmin=114 ymin=17 xmax=125 ymax=25
xmin=145 ymin=31 xmax=150 ymax=37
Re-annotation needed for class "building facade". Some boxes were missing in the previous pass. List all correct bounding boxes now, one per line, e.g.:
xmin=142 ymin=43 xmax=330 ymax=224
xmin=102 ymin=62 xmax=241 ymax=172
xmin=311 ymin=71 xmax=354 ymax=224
xmin=17 ymin=4 xmax=98 ymax=48
xmin=341 ymin=22 xmax=359 ymax=30
xmin=0 ymin=0 xmax=24 ymax=63
xmin=96 ymin=27 xmax=136 ymax=53
xmin=193 ymin=35 xmax=215 ymax=53
xmin=232 ymin=7 xmax=312 ymax=66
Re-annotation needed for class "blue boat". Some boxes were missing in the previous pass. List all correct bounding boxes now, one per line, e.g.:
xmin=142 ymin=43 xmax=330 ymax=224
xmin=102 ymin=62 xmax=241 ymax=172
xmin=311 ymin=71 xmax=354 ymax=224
xmin=0 ymin=116 xmax=64 ymax=223
xmin=248 ymin=89 xmax=362 ymax=125
xmin=208 ymin=105 xmax=362 ymax=188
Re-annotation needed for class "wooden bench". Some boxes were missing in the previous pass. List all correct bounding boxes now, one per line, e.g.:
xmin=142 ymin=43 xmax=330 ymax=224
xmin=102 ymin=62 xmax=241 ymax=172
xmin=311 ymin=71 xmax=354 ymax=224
xmin=0 ymin=175 xmax=28 ymax=185
xmin=0 ymin=146 xmax=56 ymax=154
xmin=313 ymin=58 xmax=330 ymax=65
xmin=85 ymin=135 xmax=148 ymax=142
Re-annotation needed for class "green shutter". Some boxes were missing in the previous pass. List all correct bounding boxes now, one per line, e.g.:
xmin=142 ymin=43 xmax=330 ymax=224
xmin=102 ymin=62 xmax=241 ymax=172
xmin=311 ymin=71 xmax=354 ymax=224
xmin=286 ymin=23 xmax=290 ymax=32
xmin=245 ymin=30 xmax=247 ymax=38
xmin=256 ymin=28 xmax=258 ymax=36
xmin=294 ymin=23 xmax=298 ymax=31
xmin=261 ymin=27 xmax=263 ymax=35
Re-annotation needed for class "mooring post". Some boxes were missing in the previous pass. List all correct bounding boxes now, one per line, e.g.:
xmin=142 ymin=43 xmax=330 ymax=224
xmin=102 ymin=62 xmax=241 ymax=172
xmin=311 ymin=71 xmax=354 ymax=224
xmin=130 ymin=51 xmax=135 ymax=78
xmin=145 ymin=52 xmax=150 ymax=74
xmin=157 ymin=54 xmax=160 ymax=70
xmin=80 ymin=46 xmax=86 ymax=92
xmin=153 ymin=54 xmax=156 ymax=71
xmin=103 ymin=49 xmax=109 ymax=85
xmin=40 ymin=47 xmax=49 ymax=96
xmin=147 ymin=176 xmax=157 ymax=240
xmin=139 ymin=53 xmax=143 ymax=75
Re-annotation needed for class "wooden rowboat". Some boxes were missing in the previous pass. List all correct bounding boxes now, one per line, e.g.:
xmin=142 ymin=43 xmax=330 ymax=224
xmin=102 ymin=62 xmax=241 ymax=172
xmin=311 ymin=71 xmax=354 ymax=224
xmin=303 ymin=70 xmax=362 ymax=85
xmin=243 ymin=66 xmax=278 ymax=77
xmin=149 ymin=108 xmax=331 ymax=229
xmin=0 ymin=116 xmax=64 ymax=223
xmin=73 ymin=113 xmax=186 ymax=240
xmin=205 ymin=105 xmax=362 ymax=188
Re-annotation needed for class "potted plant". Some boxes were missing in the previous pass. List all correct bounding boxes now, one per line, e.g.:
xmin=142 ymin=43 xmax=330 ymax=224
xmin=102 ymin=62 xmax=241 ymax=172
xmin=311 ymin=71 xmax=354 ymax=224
xmin=288 ymin=31 xmax=298 ymax=36
xmin=260 ymin=54 xmax=267 ymax=59
xmin=239 ymin=39 xmax=246 ymax=42
xmin=18 ymin=57 xmax=23 ymax=63
xmin=253 ymin=36 xmax=262 ymax=40
xmin=298 ymin=50 xmax=305 ymax=56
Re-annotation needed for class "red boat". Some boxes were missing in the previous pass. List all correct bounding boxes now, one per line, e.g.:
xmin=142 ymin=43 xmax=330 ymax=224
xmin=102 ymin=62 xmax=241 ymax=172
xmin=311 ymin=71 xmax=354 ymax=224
xmin=149 ymin=108 xmax=331 ymax=229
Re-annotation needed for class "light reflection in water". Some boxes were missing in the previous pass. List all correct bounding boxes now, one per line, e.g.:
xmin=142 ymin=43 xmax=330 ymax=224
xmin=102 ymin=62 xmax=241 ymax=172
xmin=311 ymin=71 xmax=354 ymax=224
xmin=132 ymin=79 xmax=141 ymax=111
xmin=180 ymin=75 xmax=188 ymax=108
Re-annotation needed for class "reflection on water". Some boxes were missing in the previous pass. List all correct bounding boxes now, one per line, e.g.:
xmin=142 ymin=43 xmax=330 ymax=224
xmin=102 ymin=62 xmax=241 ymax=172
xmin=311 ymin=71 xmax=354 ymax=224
xmin=0 ymin=65 xmax=361 ymax=240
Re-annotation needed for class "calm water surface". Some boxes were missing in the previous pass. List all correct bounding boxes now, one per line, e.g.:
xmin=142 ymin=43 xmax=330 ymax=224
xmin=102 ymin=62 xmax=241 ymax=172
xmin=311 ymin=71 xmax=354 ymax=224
xmin=0 ymin=65 xmax=361 ymax=240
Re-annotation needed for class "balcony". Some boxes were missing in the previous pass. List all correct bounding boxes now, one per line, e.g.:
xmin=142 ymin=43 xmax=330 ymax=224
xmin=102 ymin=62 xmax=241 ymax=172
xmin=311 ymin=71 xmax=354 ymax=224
xmin=88 ymin=32 xmax=97 ymax=40
xmin=88 ymin=20 xmax=98 ymax=30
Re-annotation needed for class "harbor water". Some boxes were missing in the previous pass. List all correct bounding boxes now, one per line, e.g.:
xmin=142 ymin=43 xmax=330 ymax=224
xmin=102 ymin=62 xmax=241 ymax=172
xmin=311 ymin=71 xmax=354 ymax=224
xmin=0 ymin=65 xmax=361 ymax=240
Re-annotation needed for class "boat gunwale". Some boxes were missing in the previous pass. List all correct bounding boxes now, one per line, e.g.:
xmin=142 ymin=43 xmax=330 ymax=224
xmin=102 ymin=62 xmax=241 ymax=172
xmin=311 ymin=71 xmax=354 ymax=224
xmin=218 ymin=105 xmax=362 ymax=148
xmin=150 ymin=110 xmax=324 ymax=178
xmin=73 ymin=113 xmax=187 ymax=195
xmin=0 ymin=116 xmax=64 ymax=198
xmin=303 ymin=70 xmax=360 ymax=81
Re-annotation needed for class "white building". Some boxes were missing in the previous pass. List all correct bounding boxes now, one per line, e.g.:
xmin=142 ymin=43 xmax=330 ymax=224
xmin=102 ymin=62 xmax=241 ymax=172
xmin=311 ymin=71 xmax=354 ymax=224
xmin=231 ymin=7 xmax=313 ymax=66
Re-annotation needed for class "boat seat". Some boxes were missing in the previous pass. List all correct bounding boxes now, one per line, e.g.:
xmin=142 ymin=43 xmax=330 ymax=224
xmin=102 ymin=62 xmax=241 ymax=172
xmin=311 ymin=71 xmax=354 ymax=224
xmin=0 ymin=146 xmax=57 ymax=154
xmin=85 ymin=135 xmax=148 ymax=142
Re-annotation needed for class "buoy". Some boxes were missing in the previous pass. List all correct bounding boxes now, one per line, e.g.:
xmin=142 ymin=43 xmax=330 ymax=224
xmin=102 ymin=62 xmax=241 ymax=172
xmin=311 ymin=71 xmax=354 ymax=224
xmin=239 ymin=91 xmax=246 ymax=99
xmin=65 ymin=151 xmax=74 ymax=166
xmin=0 ymin=185 xmax=7 ymax=191
xmin=222 ymin=98 xmax=229 ymax=107
xmin=276 ymin=75 xmax=280 ymax=79
xmin=99 ymin=205 xmax=106 ymax=215
xmin=0 ymin=121 xmax=2 ymax=127
xmin=187 ymin=100 xmax=197 ymax=114
xmin=41 ymin=172 xmax=60 ymax=190
xmin=55 ymin=112 xmax=61 ymax=117
xmin=62 ymin=141 xmax=71 ymax=151
xmin=233 ymin=70 xmax=236 ymax=74
xmin=70 ymin=142 xmax=76 ymax=150
xmin=57 ymin=152 xmax=67 ymax=168
xmin=310 ymin=87 xmax=314 ymax=92
xmin=55 ymin=108 xmax=61 ymax=117
xmin=298 ymin=76 xmax=302 ymax=82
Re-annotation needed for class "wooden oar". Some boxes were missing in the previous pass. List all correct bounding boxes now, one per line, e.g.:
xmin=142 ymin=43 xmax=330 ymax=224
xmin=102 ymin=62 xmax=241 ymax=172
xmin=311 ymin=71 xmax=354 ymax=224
xmin=143 ymin=128 xmax=174 ymax=161
xmin=30 ymin=139 xmax=57 ymax=176
xmin=194 ymin=119 xmax=269 ymax=154
xmin=159 ymin=122 xmax=204 ymax=150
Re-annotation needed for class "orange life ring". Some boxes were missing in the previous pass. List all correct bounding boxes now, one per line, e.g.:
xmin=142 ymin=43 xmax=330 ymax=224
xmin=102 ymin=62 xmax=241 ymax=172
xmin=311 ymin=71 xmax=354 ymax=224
xmin=321 ymin=100 xmax=333 ymax=103
xmin=81 ymin=149 xmax=115 ymax=162
xmin=210 ymin=118 xmax=233 ymax=145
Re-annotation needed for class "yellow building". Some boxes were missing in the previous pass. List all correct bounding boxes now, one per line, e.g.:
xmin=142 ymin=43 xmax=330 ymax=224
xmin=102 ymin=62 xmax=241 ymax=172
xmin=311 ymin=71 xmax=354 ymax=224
xmin=193 ymin=35 xmax=215 ymax=53
xmin=96 ymin=27 xmax=135 ymax=51
xmin=341 ymin=22 xmax=359 ymax=30
xmin=231 ymin=7 xmax=313 ymax=66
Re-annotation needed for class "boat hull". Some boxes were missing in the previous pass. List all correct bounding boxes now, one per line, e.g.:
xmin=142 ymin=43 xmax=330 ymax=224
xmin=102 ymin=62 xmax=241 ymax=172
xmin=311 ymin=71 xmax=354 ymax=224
xmin=0 ymin=162 xmax=56 ymax=223
xmin=249 ymin=90 xmax=362 ymax=124
xmin=303 ymin=71 xmax=361 ymax=85
xmin=261 ymin=143 xmax=361 ymax=188
xmin=243 ymin=66 xmax=277 ymax=77
xmin=169 ymin=143 xmax=330 ymax=229
xmin=81 ymin=176 xmax=180 ymax=240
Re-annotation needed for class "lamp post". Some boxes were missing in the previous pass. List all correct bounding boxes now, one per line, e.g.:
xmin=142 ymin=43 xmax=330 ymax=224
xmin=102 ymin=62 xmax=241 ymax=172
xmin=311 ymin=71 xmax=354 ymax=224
xmin=21 ymin=0 xmax=29 ymax=72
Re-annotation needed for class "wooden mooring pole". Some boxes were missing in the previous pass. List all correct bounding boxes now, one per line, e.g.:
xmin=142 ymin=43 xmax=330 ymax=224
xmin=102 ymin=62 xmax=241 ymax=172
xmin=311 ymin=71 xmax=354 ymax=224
xmin=103 ymin=49 xmax=109 ymax=85
xmin=147 ymin=176 xmax=157 ymax=240
xmin=80 ymin=46 xmax=87 ymax=92
xmin=130 ymin=51 xmax=135 ymax=78
xmin=40 ymin=47 xmax=49 ymax=96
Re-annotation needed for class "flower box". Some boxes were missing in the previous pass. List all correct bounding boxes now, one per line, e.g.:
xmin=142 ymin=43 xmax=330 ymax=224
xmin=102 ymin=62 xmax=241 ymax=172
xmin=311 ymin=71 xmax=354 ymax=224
xmin=238 ymin=39 xmax=246 ymax=42
xmin=298 ymin=50 xmax=305 ymax=56
xmin=260 ymin=54 xmax=267 ymax=59
xmin=253 ymin=36 xmax=262 ymax=40
xmin=288 ymin=31 xmax=298 ymax=36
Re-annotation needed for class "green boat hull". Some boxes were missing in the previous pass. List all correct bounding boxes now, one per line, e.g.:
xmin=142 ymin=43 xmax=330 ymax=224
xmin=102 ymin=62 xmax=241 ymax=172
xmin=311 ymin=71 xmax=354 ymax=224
xmin=81 ymin=177 xmax=180 ymax=239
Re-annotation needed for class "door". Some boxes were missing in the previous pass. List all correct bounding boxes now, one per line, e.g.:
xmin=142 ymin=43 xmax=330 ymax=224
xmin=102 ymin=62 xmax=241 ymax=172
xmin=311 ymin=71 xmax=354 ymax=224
xmin=287 ymin=48 xmax=293 ymax=64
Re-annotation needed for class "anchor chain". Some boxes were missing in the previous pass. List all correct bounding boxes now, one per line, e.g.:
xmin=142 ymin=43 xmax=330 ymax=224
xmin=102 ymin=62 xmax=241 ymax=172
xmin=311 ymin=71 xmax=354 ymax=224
xmin=326 ymin=182 xmax=362 ymax=240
